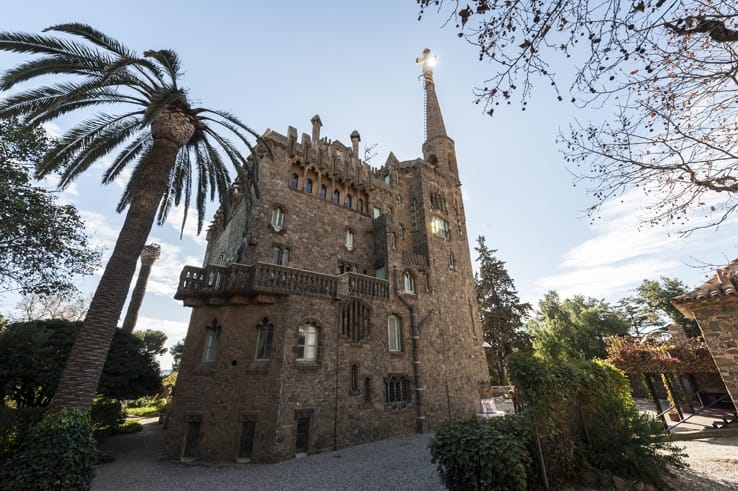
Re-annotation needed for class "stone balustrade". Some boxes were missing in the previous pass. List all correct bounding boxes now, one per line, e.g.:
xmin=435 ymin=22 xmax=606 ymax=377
xmin=176 ymin=262 xmax=387 ymax=301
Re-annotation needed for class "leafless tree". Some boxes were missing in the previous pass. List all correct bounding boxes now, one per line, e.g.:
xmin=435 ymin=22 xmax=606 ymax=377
xmin=15 ymin=293 xmax=89 ymax=322
xmin=419 ymin=1 xmax=738 ymax=231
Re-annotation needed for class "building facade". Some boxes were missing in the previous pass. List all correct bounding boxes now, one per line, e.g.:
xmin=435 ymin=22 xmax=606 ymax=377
xmin=165 ymin=50 xmax=491 ymax=463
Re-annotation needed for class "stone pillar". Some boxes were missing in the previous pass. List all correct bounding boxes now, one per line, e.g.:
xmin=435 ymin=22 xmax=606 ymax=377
xmin=122 ymin=243 xmax=161 ymax=333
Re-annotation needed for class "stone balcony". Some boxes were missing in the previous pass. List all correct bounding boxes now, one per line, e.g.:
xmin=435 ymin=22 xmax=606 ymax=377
xmin=175 ymin=262 xmax=389 ymax=305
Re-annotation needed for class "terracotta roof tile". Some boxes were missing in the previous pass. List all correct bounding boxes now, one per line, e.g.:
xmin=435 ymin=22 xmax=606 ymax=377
xmin=673 ymin=258 xmax=738 ymax=305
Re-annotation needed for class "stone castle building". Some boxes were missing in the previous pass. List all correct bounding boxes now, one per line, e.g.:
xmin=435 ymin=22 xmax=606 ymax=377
xmin=166 ymin=50 xmax=490 ymax=463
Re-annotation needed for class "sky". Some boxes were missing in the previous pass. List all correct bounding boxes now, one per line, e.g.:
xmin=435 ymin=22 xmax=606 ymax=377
xmin=2 ymin=1 xmax=735 ymax=370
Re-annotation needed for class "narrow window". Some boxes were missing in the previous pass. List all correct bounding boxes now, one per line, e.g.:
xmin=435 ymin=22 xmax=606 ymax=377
xmin=281 ymin=248 xmax=289 ymax=266
xmin=373 ymin=207 xmax=381 ymax=219
xmin=305 ymin=178 xmax=313 ymax=194
xmin=255 ymin=318 xmax=273 ymax=360
xmin=449 ymin=251 xmax=456 ymax=268
xmin=364 ymin=377 xmax=372 ymax=403
xmin=350 ymin=364 xmax=359 ymax=393
xmin=333 ymin=190 xmax=340 ymax=204
xmin=202 ymin=321 xmax=220 ymax=362
xmin=411 ymin=199 xmax=418 ymax=231
xmin=344 ymin=194 xmax=352 ymax=209
xmin=297 ymin=323 xmax=319 ymax=362
xmin=319 ymin=184 xmax=327 ymax=199
xmin=271 ymin=207 xmax=284 ymax=231
xmin=388 ymin=315 xmax=401 ymax=352
xmin=345 ymin=229 xmax=354 ymax=250
xmin=403 ymin=272 xmax=415 ymax=294
xmin=238 ymin=421 xmax=256 ymax=460
xmin=391 ymin=233 xmax=397 ymax=250
xmin=290 ymin=173 xmax=299 ymax=189
xmin=357 ymin=199 xmax=363 ymax=213
xmin=272 ymin=246 xmax=289 ymax=266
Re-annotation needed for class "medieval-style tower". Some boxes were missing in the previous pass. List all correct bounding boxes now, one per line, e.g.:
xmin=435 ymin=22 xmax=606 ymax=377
xmin=166 ymin=50 xmax=490 ymax=463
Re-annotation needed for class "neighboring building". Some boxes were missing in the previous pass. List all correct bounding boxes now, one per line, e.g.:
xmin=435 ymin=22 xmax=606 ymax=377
xmin=165 ymin=50 xmax=490 ymax=463
xmin=673 ymin=259 xmax=738 ymax=411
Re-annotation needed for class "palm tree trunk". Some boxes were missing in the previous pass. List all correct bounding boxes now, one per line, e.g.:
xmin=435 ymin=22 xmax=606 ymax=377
xmin=48 ymin=138 xmax=181 ymax=412
xmin=121 ymin=244 xmax=160 ymax=333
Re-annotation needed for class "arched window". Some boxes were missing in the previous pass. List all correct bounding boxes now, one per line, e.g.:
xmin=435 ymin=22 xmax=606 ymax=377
xmin=388 ymin=315 xmax=401 ymax=352
xmin=290 ymin=173 xmax=299 ymax=189
xmin=319 ymin=184 xmax=327 ymax=199
xmin=255 ymin=318 xmax=273 ymax=360
xmin=202 ymin=320 xmax=221 ymax=362
xmin=305 ymin=178 xmax=313 ymax=194
xmin=297 ymin=323 xmax=319 ymax=362
xmin=357 ymin=199 xmax=363 ymax=213
xmin=403 ymin=272 xmax=415 ymax=294
xmin=333 ymin=189 xmax=340 ymax=204
xmin=344 ymin=194 xmax=352 ymax=209
xmin=271 ymin=207 xmax=284 ymax=231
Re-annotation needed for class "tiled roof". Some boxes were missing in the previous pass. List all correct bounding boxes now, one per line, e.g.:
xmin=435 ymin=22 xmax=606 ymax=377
xmin=672 ymin=258 xmax=738 ymax=306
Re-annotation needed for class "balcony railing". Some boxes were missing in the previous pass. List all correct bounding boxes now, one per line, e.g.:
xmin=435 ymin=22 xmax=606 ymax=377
xmin=176 ymin=262 xmax=388 ymax=301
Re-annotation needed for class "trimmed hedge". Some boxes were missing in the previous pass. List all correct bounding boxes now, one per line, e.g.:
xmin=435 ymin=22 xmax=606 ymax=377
xmin=430 ymin=415 xmax=531 ymax=491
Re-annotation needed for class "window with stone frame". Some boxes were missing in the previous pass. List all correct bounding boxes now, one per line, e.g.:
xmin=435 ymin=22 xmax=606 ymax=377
xmin=357 ymin=198 xmax=363 ymax=213
xmin=431 ymin=215 xmax=450 ymax=239
xmin=341 ymin=299 xmax=371 ymax=342
xmin=305 ymin=178 xmax=313 ymax=194
xmin=201 ymin=320 xmax=221 ymax=362
xmin=272 ymin=246 xmax=289 ymax=266
xmin=344 ymin=229 xmax=354 ymax=250
xmin=448 ymin=251 xmax=456 ymax=268
xmin=296 ymin=323 xmax=319 ymax=363
xmin=333 ymin=189 xmax=340 ymax=204
xmin=338 ymin=261 xmax=357 ymax=274
xmin=255 ymin=318 xmax=273 ymax=361
xmin=388 ymin=315 xmax=402 ymax=352
xmin=385 ymin=374 xmax=411 ymax=408
xmin=344 ymin=193 xmax=352 ymax=209
xmin=289 ymin=173 xmax=299 ymax=190
xmin=271 ymin=207 xmax=284 ymax=231
xmin=319 ymin=184 xmax=327 ymax=199
xmin=403 ymin=272 xmax=416 ymax=294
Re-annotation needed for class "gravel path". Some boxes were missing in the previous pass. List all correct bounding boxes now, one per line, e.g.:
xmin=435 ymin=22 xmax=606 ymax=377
xmin=94 ymin=417 xmax=738 ymax=490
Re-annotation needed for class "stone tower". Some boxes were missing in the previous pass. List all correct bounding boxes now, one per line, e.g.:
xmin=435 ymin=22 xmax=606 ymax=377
xmin=166 ymin=50 xmax=490 ymax=463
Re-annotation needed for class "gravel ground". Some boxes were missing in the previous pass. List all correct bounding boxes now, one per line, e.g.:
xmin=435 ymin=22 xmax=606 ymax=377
xmin=93 ymin=417 xmax=738 ymax=490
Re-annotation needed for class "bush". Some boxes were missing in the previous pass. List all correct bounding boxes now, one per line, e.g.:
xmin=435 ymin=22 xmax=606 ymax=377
xmin=115 ymin=420 xmax=142 ymax=434
xmin=430 ymin=415 xmax=531 ymax=491
xmin=1 ymin=409 xmax=97 ymax=491
xmin=507 ymin=354 xmax=687 ymax=489
xmin=125 ymin=406 xmax=160 ymax=417
xmin=0 ymin=407 xmax=44 ymax=463
xmin=90 ymin=397 xmax=123 ymax=438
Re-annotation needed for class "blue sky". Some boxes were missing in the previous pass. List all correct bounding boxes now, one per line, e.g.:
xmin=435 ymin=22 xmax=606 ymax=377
xmin=2 ymin=1 xmax=735 ymax=369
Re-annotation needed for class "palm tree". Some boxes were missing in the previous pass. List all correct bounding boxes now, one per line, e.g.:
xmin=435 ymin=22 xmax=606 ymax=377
xmin=121 ymin=243 xmax=161 ymax=333
xmin=0 ymin=23 xmax=261 ymax=411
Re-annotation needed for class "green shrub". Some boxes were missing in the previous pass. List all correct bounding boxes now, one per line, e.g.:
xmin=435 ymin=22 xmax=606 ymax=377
xmin=1 ymin=409 xmax=97 ymax=491
xmin=114 ymin=420 xmax=142 ymax=434
xmin=0 ymin=407 xmax=44 ymax=463
xmin=507 ymin=354 xmax=687 ymax=489
xmin=430 ymin=415 xmax=531 ymax=491
xmin=125 ymin=406 xmax=160 ymax=417
xmin=90 ymin=397 xmax=123 ymax=438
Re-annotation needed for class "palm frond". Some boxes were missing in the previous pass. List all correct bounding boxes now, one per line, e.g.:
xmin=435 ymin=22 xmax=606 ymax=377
xmin=143 ymin=49 xmax=181 ymax=87
xmin=45 ymin=23 xmax=133 ymax=58
xmin=103 ymin=134 xmax=151 ymax=184
xmin=140 ymin=88 xmax=189 ymax=128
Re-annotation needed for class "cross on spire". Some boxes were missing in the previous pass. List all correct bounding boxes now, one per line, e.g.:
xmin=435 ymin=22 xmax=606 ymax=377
xmin=416 ymin=48 xmax=437 ymax=82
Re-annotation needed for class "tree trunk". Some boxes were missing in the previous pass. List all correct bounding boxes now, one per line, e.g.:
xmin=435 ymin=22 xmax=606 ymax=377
xmin=48 ymin=133 xmax=184 ymax=412
xmin=121 ymin=244 xmax=160 ymax=333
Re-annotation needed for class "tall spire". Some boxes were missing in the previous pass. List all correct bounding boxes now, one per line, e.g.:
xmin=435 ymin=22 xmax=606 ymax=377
xmin=416 ymin=49 xmax=457 ymax=177
xmin=416 ymin=48 xmax=448 ymax=142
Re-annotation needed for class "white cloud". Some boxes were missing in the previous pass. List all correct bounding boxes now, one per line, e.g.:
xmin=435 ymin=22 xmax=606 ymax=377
xmin=138 ymin=237 xmax=202 ymax=297
xmin=535 ymin=189 xmax=738 ymax=302
xmin=165 ymin=206 xmax=209 ymax=248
